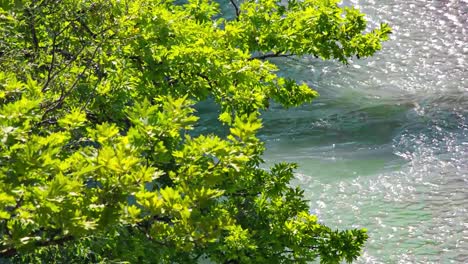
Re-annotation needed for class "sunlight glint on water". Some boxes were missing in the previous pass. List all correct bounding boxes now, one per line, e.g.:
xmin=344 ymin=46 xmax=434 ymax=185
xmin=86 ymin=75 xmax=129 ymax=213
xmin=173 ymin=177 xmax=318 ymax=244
xmin=256 ymin=0 xmax=468 ymax=262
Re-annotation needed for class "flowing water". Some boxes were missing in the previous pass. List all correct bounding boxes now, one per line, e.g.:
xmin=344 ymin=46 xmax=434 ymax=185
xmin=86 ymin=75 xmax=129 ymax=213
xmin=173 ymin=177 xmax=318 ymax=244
xmin=205 ymin=0 xmax=468 ymax=262
xmin=261 ymin=0 xmax=468 ymax=262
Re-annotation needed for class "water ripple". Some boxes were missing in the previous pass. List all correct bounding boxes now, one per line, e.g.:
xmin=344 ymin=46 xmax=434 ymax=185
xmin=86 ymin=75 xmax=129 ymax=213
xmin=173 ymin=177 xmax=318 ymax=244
xmin=260 ymin=0 xmax=468 ymax=262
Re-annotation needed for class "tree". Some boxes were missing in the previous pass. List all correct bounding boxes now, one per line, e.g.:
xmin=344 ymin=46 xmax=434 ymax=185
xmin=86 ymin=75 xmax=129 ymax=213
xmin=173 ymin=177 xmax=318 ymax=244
xmin=0 ymin=0 xmax=390 ymax=263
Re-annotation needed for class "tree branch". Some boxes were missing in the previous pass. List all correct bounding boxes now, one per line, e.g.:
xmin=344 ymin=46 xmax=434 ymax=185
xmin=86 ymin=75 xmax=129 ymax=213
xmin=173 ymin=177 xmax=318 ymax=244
xmin=229 ymin=0 xmax=240 ymax=19
xmin=41 ymin=43 xmax=87 ymax=93
xmin=42 ymin=33 xmax=58 ymax=92
xmin=77 ymin=18 xmax=97 ymax=39
xmin=41 ymin=43 xmax=101 ymax=121
xmin=249 ymin=52 xmax=295 ymax=60
xmin=25 ymin=8 xmax=39 ymax=52
xmin=0 ymin=235 xmax=75 ymax=258
xmin=0 ymin=247 xmax=17 ymax=258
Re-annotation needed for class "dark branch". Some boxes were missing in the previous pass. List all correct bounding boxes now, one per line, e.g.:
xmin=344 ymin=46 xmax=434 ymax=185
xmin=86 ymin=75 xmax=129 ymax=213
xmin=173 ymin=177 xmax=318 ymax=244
xmin=36 ymin=235 xmax=75 ymax=248
xmin=0 ymin=235 xmax=75 ymax=259
xmin=42 ymin=33 xmax=58 ymax=92
xmin=229 ymin=0 xmax=240 ymax=19
xmin=77 ymin=18 xmax=97 ymax=39
xmin=25 ymin=8 xmax=39 ymax=52
xmin=41 ymin=43 xmax=87 ymax=93
xmin=0 ymin=247 xmax=17 ymax=258
xmin=249 ymin=52 xmax=295 ymax=61
xmin=41 ymin=43 xmax=101 ymax=121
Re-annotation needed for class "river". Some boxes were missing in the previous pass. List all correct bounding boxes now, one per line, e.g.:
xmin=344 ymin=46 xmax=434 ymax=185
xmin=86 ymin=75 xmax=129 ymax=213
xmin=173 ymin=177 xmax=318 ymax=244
xmin=204 ymin=0 xmax=468 ymax=263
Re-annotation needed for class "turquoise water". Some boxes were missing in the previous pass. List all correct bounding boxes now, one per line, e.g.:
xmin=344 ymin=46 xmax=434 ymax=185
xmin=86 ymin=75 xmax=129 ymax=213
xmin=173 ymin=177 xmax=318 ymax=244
xmin=202 ymin=0 xmax=468 ymax=262
xmin=259 ymin=1 xmax=468 ymax=262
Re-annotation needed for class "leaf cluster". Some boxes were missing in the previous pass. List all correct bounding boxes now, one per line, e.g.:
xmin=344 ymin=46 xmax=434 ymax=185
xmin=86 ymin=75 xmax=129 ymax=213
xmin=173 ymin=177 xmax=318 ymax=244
xmin=0 ymin=0 xmax=389 ymax=263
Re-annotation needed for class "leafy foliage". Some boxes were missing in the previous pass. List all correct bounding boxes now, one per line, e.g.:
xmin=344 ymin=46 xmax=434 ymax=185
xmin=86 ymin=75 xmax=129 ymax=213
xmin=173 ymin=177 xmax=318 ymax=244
xmin=0 ymin=0 xmax=390 ymax=263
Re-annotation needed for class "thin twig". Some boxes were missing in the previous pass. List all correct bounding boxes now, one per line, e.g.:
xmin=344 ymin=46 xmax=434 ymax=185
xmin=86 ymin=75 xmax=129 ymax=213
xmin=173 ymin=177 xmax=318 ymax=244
xmin=229 ymin=0 xmax=240 ymax=19
xmin=41 ymin=44 xmax=87 ymax=93
xmin=41 ymin=44 xmax=101 ymax=121
xmin=42 ymin=33 xmax=58 ymax=92
xmin=27 ymin=9 xmax=39 ymax=52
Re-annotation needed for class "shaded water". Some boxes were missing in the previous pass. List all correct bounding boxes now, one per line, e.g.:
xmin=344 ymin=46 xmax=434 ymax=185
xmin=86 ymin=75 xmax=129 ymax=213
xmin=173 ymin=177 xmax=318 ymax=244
xmin=258 ymin=0 xmax=468 ymax=263
xmin=202 ymin=0 xmax=468 ymax=262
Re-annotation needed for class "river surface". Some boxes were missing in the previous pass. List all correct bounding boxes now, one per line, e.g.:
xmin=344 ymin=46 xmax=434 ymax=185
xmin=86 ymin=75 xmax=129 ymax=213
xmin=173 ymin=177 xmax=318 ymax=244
xmin=204 ymin=0 xmax=468 ymax=263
